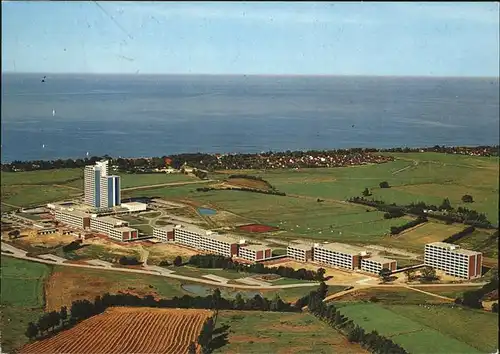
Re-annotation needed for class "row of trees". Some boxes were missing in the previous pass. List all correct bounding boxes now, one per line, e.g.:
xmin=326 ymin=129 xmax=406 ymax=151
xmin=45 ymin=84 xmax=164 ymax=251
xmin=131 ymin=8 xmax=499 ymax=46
xmin=348 ymin=197 xmax=494 ymax=228
xmin=26 ymin=289 xmax=300 ymax=342
xmin=301 ymin=283 xmax=409 ymax=354
xmin=188 ymin=254 xmax=326 ymax=281
xmin=196 ymin=186 xmax=287 ymax=196
xmin=442 ymin=226 xmax=476 ymax=243
xmin=390 ymin=216 xmax=428 ymax=235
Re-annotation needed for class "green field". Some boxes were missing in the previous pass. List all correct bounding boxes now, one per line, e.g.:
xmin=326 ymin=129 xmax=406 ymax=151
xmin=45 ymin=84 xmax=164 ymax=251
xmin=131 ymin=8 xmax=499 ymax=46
xmin=336 ymin=302 xmax=497 ymax=353
xmin=0 ymin=169 xmax=83 ymax=186
xmin=214 ymin=310 xmax=365 ymax=353
xmin=117 ymin=172 xmax=197 ymax=189
xmin=456 ymin=229 xmax=499 ymax=258
xmin=1 ymin=256 xmax=52 ymax=352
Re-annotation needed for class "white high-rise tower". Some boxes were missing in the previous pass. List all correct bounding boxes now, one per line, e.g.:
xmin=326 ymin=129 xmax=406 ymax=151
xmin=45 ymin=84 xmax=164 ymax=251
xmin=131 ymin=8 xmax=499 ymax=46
xmin=84 ymin=160 xmax=121 ymax=209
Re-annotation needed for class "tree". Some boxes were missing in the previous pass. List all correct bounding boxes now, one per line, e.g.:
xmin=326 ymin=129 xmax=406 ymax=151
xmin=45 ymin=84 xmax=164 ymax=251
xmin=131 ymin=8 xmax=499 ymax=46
xmin=173 ymin=256 xmax=183 ymax=267
xmin=25 ymin=322 xmax=39 ymax=340
xmin=420 ymin=266 xmax=437 ymax=281
xmin=233 ymin=293 xmax=245 ymax=310
xmin=404 ymin=269 xmax=415 ymax=282
xmin=317 ymin=281 xmax=328 ymax=300
xmin=461 ymin=291 xmax=483 ymax=309
xmin=362 ymin=188 xmax=371 ymax=197
xmin=439 ymin=198 xmax=452 ymax=211
xmin=316 ymin=268 xmax=326 ymax=281
xmin=461 ymin=195 xmax=474 ymax=203
xmin=187 ymin=341 xmax=197 ymax=354
xmin=379 ymin=268 xmax=392 ymax=283
xmin=59 ymin=306 xmax=68 ymax=324
xmin=379 ymin=181 xmax=390 ymax=188
xmin=212 ymin=288 xmax=222 ymax=325
xmin=197 ymin=317 xmax=214 ymax=353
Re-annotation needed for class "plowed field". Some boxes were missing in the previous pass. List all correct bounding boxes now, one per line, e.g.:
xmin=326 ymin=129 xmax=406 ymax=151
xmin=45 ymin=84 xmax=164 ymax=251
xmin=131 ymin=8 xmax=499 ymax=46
xmin=21 ymin=307 xmax=212 ymax=354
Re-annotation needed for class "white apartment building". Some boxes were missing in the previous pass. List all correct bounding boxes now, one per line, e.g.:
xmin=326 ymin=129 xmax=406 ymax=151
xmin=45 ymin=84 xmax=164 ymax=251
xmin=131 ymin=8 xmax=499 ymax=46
xmin=238 ymin=244 xmax=272 ymax=262
xmin=361 ymin=256 xmax=397 ymax=274
xmin=287 ymin=244 xmax=313 ymax=262
xmin=54 ymin=209 xmax=90 ymax=229
xmin=312 ymin=243 xmax=366 ymax=270
xmin=424 ymin=242 xmax=482 ymax=279
xmin=90 ymin=216 xmax=138 ymax=242
xmin=173 ymin=224 xmax=204 ymax=248
xmin=153 ymin=225 xmax=174 ymax=242
xmin=84 ymin=160 xmax=121 ymax=209
xmin=199 ymin=234 xmax=240 ymax=258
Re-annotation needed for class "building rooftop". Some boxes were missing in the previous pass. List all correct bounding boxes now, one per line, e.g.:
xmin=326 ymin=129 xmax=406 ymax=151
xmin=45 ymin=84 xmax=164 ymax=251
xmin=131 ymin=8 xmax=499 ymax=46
xmin=92 ymin=216 xmax=128 ymax=226
xmin=240 ymin=244 xmax=270 ymax=252
xmin=203 ymin=233 xmax=240 ymax=244
xmin=154 ymin=225 xmax=174 ymax=231
xmin=58 ymin=208 xmax=90 ymax=218
xmin=114 ymin=226 xmax=137 ymax=232
xmin=121 ymin=202 xmax=146 ymax=207
xmin=426 ymin=242 xmax=481 ymax=255
xmin=314 ymin=242 xmax=366 ymax=256
xmin=363 ymin=256 xmax=396 ymax=264
xmin=288 ymin=243 xmax=313 ymax=251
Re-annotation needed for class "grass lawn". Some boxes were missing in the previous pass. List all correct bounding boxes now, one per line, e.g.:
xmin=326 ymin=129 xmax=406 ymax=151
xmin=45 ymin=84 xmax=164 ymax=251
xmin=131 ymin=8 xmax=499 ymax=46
xmin=135 ymin=224 xmax=153 ymax=235
xmin=0 ymin=169 xmax=82 ymax=186
xmin=214 ymin=310 xmax=367 ymax=354
xmin=1 ymin=256 xmax=51 ymax=307
xmin=0 ymin=256 xmax=52 ymax=353
xmin=1 ymin=184 xmax=80 ymax=208
xmin=411 ymin=286 xmax=483 ymax=300
xmin=270 ymin=278 xmax=317 ymax=286
xmin=456 ymin=229 xmax=499 ymax=258
xmin=387 ymin=304 xmax=498 ymax=353
xmin=333 ymin=287 xmax=449 ymax=305
xmin=64 ymin=244 xmax=141 ymax=263
xmin=139 ymin=211 xmax=161 ymax=218
xmin=118 ymin=172 xmax=197 ymax=189
xmin=336 ymin=303 xmax=482 ymax=354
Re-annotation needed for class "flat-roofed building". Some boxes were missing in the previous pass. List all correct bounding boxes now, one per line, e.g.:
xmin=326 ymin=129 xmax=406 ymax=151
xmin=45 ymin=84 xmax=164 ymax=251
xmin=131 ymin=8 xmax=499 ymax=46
xmin=199 ymin=234 xmax=240 ymax=258
xmin=287 ymin=244 xmax=313 ymax=262
xmin=153 ymin=225 xmax=174 ymax=242
xmin=424 ymin=242 xmax=482 ymax=279
xmin=361 ymin=256 xmax=397 ymax=274
xmin=109 ymin=226 xmax=139 ymax=242
xmin=121 ymin=202 xmax=148 ymax=213
xmin=238 ymin=244 xmax=272 ymax=262
xmin=89 ymin=216 xmax=138 ymax=241
xmin=312 ymin=243 xmax=367 ymax=270
xmin=54 ymin=209 xmax=90 ymax=229
xmin=172 ymin=224 xmax=204 ymax=248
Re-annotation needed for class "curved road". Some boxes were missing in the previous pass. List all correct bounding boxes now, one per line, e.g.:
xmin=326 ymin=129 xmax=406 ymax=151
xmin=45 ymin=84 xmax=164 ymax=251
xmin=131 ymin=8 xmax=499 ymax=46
xmin=1 ymin=242 xmax=318 ymax=290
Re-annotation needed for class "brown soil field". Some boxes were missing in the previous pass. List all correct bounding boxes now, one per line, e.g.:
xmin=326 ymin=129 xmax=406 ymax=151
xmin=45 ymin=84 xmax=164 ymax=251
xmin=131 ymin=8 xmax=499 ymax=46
xmin=8 ymin=232 xmax=76 ymax=249
xmin=44 ymin=267 xmax=180 ymax=311
xmin=146 ymin=243 xmax=200 ymax=264
xmin=238 ymin=223 xmax=279 ymax=233
xmin=20 ymin=307 xmax=212 ymax=354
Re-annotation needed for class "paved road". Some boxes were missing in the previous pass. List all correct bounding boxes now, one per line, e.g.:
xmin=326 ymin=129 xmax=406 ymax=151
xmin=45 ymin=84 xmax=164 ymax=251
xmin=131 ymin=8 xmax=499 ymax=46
xmin=121 ymin=180 xmax=213 ymax=192
xmin=1 ymin=242 xmax=319 ymax=291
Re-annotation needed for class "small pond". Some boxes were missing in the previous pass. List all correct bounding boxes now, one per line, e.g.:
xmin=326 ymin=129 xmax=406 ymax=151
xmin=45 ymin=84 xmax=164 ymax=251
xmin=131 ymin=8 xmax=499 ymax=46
xmin=181 ymin=284 xmax=262 ymax=299
xmin=198 ymin=207 xmax=217 ymax=215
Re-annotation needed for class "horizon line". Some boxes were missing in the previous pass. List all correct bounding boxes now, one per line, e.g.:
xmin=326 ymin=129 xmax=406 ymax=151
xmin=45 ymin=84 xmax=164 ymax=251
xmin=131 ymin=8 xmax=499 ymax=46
xmin=2 ymin=71 xmax=499 ymax=80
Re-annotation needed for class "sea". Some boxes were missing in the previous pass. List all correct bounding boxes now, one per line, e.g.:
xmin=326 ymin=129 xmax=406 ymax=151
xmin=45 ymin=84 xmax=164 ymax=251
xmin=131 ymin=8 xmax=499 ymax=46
xmin=1 ymin=74 xmax=499 ymax=163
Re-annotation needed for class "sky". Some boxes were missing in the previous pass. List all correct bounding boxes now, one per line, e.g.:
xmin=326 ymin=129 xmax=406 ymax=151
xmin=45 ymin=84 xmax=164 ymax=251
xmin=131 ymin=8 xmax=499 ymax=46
xmin=2 ymin=1 xmax=499 ymax=76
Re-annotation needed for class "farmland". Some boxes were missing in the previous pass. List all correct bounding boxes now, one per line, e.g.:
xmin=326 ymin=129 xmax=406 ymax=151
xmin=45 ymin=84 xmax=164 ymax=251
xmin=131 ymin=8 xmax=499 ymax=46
xmin=1 ymin=256 xmax=51 ymax=352
xmin=20 ymin=307 xmax=211 ymax=354
xmin=335 ymin=302 xmax=498 ymax=354
xmin=214 ymin=310 xmax=368 ymax=354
